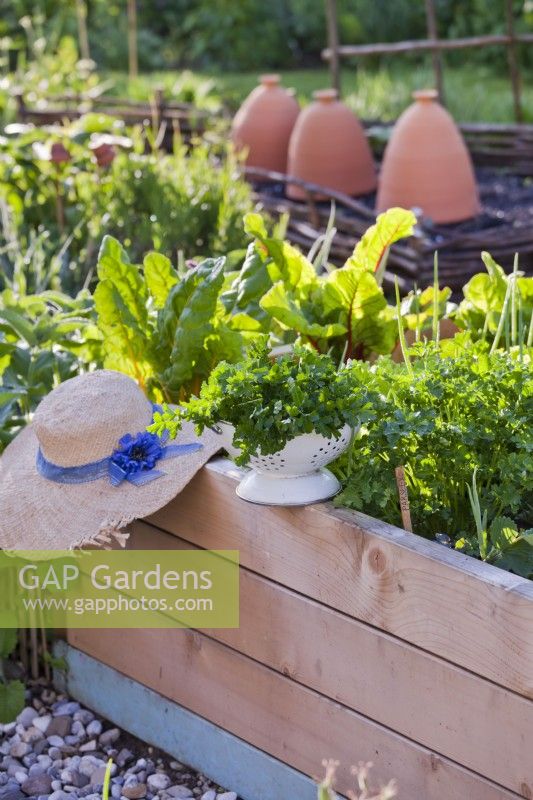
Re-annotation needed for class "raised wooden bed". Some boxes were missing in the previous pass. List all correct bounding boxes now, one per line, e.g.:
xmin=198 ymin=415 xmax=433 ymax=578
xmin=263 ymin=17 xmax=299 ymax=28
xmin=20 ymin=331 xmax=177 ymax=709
xmin=67 ymin=458 xmax=533 ymax=800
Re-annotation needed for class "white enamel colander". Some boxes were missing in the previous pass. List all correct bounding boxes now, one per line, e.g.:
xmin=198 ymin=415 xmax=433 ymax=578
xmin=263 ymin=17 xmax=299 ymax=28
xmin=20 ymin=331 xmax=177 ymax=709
xmin=214 ymin=422 xmax=352 ymax=506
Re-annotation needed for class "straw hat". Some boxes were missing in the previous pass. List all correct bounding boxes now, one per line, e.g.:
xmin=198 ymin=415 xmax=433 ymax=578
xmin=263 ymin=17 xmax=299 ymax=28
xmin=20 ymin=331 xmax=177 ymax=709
xmin=0 ymin=370 xmax=221 ymax=550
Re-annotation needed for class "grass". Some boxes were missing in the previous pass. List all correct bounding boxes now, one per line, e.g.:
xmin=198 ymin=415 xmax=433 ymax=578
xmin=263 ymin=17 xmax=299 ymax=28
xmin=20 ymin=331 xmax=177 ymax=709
xmin=106 ymin=60 xmax=533 ymax=124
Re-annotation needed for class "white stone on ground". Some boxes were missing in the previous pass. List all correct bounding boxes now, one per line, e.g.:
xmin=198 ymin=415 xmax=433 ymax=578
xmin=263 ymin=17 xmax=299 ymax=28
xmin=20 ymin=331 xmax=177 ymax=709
xmin=0 ymin=685 xmax=240 ymax=800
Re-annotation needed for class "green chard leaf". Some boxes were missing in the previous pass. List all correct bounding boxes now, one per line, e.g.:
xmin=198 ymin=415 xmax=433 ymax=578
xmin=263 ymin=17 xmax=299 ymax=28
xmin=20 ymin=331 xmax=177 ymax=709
xmin=143 ymin=252 xmax=179 ymax=309
xmin=94 ymin=236 xmax=153 ymax=390
xmin=261 ymin=281 xmax=347 ymax=341
xmin=221 ymin=242 xmax=272 ymax=331
xmin=161 ymin=257 xmax=227 ymax=399
xmin=346 ymin=207 xmax=416 ymax=280
xmin=324 ymin=265 xmax=397 ymax=358
xmin=245 ymin=212 xmax=317 ymax=290
xmin=96 ymin=236 xmax=149 ymax=329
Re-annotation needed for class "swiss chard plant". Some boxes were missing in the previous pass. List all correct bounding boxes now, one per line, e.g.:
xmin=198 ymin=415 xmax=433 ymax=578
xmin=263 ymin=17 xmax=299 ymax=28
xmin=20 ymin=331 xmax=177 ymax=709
xmin=94 ymin=236 xmax=253 ymax=402
xmin=231 ymin=207 xmax=417 ymax=362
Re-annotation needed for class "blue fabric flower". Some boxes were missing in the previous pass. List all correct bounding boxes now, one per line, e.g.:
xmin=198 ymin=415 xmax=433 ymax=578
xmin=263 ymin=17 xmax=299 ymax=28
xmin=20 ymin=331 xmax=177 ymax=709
xmin=110 ymin=432 xmax=165 ymax=478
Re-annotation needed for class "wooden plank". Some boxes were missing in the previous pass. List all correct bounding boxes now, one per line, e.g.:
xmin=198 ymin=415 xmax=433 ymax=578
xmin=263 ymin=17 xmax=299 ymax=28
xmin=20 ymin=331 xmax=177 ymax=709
xmin=55 ymin=642 xmax=318 ymax=800
xmin=148 ymin=459 xmax=533 ymax=699
xmin=68 ymin=627 xmax=524 ymax=800
xmin=130 ymin=520 xmax=533 ymax=796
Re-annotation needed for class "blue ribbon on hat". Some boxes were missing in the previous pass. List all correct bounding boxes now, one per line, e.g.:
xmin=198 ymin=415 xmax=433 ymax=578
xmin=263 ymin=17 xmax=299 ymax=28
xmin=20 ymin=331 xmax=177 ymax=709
xmin=36 ymin=405 xmax=202 ymax=487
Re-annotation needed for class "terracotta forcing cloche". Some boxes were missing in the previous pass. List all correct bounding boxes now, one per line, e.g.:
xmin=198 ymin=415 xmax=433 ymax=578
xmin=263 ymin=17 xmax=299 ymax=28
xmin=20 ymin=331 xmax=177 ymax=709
xmin=286 ymin=88 xmax=377 ymax=200
xmin=376 ymin=89 xmax=480 ymax=224
xmin=231 ymin=74 xmax=300 ymax=177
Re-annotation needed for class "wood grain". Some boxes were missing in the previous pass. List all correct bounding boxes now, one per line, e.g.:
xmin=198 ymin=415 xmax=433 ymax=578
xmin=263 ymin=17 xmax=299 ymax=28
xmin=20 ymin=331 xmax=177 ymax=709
xmin=59 ymin=642 xmax=319 ymax=800
xmin=130 ymin=520 xmax=533 ymax=796
xmin=148 ymin=459 xmax=533 ymax=700
xmin=68 ymin=626 xmax=524 ymax=800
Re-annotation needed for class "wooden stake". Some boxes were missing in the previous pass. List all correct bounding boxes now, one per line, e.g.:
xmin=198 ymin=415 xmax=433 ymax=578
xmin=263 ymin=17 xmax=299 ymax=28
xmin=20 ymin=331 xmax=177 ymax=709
xmin=151 ymin=86 xmax=164 ymax=141
xmin=127 ymin=0 xmax=138 ymax=80
xmin=424 ymin=0 xmax=445 ymax=105
xmin=504 ymin=0 xmax=523 ymax=123
xmin=395 ymin=466 xmax=413 ymax=532
xmin=324 ymin=0 xmax=341 ymax=95
xmin=75 ymin=0 xmax=91 ymax=61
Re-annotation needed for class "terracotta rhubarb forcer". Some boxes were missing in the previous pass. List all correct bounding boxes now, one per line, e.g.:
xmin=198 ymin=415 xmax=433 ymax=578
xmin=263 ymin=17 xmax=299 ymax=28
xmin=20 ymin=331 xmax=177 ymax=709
xmin=231 ymin=74 xmax=300 ymax=177
xmin=286 ymin=89 xmax=376 ymax=200
xmin=377 ymin=89 xmax=480 ymax=224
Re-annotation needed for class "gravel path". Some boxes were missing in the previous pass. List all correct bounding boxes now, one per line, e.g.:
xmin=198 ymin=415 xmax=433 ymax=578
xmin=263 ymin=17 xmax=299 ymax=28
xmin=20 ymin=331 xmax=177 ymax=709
xmin=0 ymin=682 xmax=238 ymax=800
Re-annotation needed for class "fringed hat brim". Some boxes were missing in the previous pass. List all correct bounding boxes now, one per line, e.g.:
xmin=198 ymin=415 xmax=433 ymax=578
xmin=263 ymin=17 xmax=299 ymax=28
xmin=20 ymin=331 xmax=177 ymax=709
xmin=0 ymin=423 xmax=222 ymax=550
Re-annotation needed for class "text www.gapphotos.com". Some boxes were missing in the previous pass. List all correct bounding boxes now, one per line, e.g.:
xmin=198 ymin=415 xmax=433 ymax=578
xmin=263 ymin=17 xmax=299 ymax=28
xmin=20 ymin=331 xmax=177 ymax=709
xmin=21 ymin=595 xmax=214 ymax=615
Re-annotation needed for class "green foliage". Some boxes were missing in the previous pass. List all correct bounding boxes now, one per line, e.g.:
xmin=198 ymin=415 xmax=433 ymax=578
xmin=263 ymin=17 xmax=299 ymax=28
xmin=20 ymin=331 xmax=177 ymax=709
xmin=94 ymin=236 xmax=251 ymax=402
xmin=42 ymin=651 xmax=68 ymax=672
xmin=0 ymin=120 xmax=128 ymax=293
xmin=0 ymin=629 xmax=18 ymax=659
xmin=459 ymin=470 xmax=533 ymax=577
xmin=245 ymin=207 xmax=416 ymax=362
xmin=454 ymin=251 xmax=533 ymax=351
xmin=151 ymin=340 xmax=373 ymax=466
xmin=220 ymin=241 xmax=273 ymax=332
xmin=93 ymin=209 xmax=417 ymax=403
xmin=0 ymin=125 xmax=255 ymax=294
xmin=333 ymin=344 xmax=533 ymax=576
xmin=0 ymin=19 xmax=103 ymax=124
xmin=345 ymin=207 xmax=417 ymax=281
xmin=3 ymin=0 xmax=530 ymax=73
xmin=0 ymin=678 xmax=24 ymax=724
xmin=93 ymin=141 xmax=252 ymax=264
xmin=0 ymin=629 xmax=24 ymax=724
xmin=0 ymin=285 xmax=101 ymax=452
xmin=400 ymin=284 xmax=453 ymax=334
